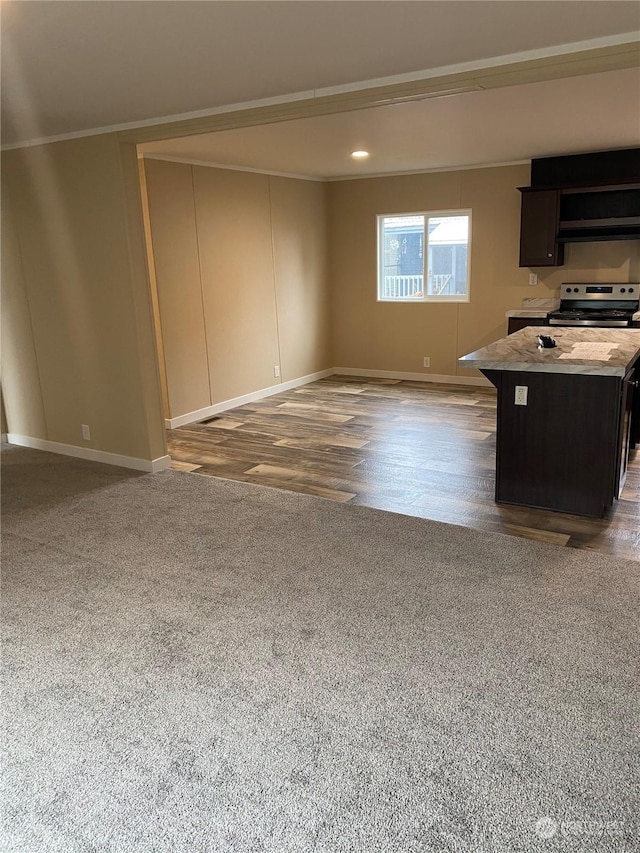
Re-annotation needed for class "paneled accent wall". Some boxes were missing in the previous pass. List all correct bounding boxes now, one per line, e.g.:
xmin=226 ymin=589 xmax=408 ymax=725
xmin=142 ymin=159 xmax=331 ymax=420
xmin=270 ymin=176 xmax=331 ymax=382
xmin=192 ymin=167 xmax=280 ymax=405
xmin=142 ymin=160 xmax=211 ymax=419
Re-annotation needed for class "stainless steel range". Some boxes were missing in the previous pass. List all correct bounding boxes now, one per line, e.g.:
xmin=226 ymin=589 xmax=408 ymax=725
xmin=548 ymin=283 xmax=639 ymax=327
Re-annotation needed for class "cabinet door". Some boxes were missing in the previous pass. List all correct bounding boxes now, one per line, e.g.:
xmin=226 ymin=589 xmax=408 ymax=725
xmin=519 ymin=189 xmax=564 ymax=267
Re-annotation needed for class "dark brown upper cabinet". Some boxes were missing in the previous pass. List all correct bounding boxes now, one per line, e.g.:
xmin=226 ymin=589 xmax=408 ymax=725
xmin=518 ymin=188 xmax=564 ymax=267
xmin=518 ymin=148 xmax=640 ymax=268
xmin=531 ymin=147 xmax=640 ymax=189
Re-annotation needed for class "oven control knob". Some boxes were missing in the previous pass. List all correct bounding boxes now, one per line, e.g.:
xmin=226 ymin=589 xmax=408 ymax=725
xmin=566 ymin=287 xmax=571 ymax=293
xmin=621 ymin=288 xmax=626 ymax=293
xmin=573 ymin=288 xmax=579 ymax=292
xmin=629 ymin=287 xmax=635 ymax=293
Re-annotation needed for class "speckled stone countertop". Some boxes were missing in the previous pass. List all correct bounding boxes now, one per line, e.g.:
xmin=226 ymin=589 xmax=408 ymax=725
xmin=505 ymin=297 xmax=560 ymax=319
xmin=459 ymin=327 xmax=640 ymax=376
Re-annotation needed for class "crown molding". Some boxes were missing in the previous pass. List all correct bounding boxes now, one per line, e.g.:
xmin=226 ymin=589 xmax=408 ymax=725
xmin=328 ymin=159 xmax=531 ymax=182
xmin=140 ymin=153 xmax=327 ymax=182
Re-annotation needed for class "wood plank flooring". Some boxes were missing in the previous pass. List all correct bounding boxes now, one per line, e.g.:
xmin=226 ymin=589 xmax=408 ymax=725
xmin=167 ymin=376 xmax=640 ymax=560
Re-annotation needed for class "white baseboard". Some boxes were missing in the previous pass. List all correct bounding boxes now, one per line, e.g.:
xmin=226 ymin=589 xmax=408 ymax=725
xmin=166 ymin=368 xmax=335 ymax=428
xmin=6 ymin=434 xmax=171 ymax=473
xmin=333 ymin=368 xmax=492 ymax=387
xmin=5 ymin=369 xmax=488 ymax=471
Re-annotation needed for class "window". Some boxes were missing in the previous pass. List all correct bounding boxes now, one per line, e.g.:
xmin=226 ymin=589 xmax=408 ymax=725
xmin=377 ymin=210 xmax=471 ymax=302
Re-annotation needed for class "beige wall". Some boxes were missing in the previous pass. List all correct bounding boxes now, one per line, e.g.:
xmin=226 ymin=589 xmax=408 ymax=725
xmin=193 ymin=166 xmax=281 ymax=404
xmin=270 ymin=176 xmax=331 ymax=381
xmin=1 ymin=136 xmax=166 ymax=460
xmin=3 ymin=134 xmax=638 ymax=465
xmin=329 ymin=165 xmax=640 ymax=378
xmin=143 ymin=159 xmax=211 ymax=418
xmin=1 ymin=388 xmax=7 ymax=438
xmin=534 ymin=240 xmax=639 ymax=290
xmin=142 ymin=160 xmax=331 ymax=419
xmin=1 ymin=183 xmax=48 ymax=439
xmin=138 ymin=160 xmax=171 ymax=419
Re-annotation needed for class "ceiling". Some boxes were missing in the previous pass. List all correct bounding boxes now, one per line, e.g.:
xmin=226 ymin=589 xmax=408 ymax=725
xmin=2 ymin=1 xmax=640 ymax=148
xmin=139 ymin=67 xmax=640 ymax=179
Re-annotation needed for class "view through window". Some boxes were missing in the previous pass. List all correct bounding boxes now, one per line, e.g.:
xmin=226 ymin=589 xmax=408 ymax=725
xmin=377 ymin=211 xmax=471 ymax=302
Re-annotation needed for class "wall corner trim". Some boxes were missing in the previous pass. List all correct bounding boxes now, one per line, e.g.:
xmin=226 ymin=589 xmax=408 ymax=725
xmin=150 ymin=455 xmax=172 ymax=472
xmin=1 ymin=434 xmax=8 ymax=445
xmin=6 ymin=434 xmax=171 ymax=473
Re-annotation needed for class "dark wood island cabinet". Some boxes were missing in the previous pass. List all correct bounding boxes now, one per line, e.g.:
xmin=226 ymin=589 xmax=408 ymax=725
xmin=507 ymin=316 xmax=549 ymax=335
xmin=459 ymin=327 xmax=640 ymax=518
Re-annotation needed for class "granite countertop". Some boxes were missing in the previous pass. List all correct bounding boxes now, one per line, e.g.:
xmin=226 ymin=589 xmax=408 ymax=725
xmin=506 ymin=309 xmax=551 ymax=318
xmin=459 ymin=327 xmax=640 ymax=377
xmin=505 ymin=297 xmax=560 ymax=319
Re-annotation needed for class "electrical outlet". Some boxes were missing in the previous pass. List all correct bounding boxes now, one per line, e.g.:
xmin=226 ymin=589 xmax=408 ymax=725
xmin=514 ymin=386 xmax=528 ymax=406
xmin=423 ymin=357 xmax=430 ymax=368
xmin=528 ymin=273 xmax=538 ymax=286
xmin=81 ymin=424 xmax=91 ymax=440
xmin=274 ymin=365 xmax=280 ymax=378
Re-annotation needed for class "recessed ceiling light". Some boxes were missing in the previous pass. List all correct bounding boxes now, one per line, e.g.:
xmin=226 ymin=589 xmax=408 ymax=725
xmin=351 ymin=150 xmax=370 ymax=159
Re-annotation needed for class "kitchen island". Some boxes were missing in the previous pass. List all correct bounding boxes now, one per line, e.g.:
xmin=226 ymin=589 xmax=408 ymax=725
xmin=459 ymin=327 xmax=640 ymax=517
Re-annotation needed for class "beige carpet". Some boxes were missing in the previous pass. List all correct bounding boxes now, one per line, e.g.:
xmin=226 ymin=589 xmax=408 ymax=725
xmin=2 ymin=446 xmax=638 ymax=852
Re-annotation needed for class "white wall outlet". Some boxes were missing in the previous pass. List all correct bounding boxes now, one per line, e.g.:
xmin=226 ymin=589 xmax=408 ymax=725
xmin=273 ymin=365 xmax=280 ymax=378
xmin=81 ymin=424 xmax=91 ymax=440
xmin=528 ymin=273 xmax=538 ymax=286
xmin=423 ymin=357 xmax=430 ymax=368
xmin=514 ymin=386 xmax=528 ymax=406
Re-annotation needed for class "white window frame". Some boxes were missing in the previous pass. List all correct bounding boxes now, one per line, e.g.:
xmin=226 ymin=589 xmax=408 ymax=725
xmin=376 ymin=209 xmax=472 ymax=303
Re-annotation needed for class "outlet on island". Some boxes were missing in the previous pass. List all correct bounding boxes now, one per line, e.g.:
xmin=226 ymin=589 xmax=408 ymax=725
xmin=514 ymin=386 xmax=528 ymax=406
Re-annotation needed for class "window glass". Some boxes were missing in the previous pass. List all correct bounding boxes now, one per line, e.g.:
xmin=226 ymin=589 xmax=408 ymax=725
xmin=378 ymin=211 xmax=471 ymax=302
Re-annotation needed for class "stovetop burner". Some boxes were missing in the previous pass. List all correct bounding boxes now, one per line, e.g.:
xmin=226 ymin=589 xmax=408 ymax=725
xmin=552 ymin=308 xmax=632 ymax=319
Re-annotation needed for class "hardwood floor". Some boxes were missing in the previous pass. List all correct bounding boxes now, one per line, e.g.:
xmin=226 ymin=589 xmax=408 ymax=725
xmin=167 ymin=376 xmax=640 ymax=560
